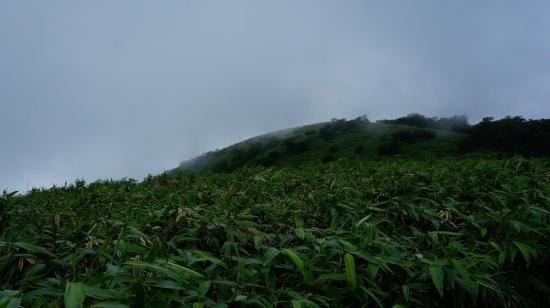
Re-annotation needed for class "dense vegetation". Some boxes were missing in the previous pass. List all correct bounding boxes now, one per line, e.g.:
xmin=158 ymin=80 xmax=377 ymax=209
xmin=2 ymin=114 xmax=549 ymax=307
xmin=377 ymin=114 xmax=471 ymax=133
xmin=177 ymin=114 xmax=550 ymax=174
xmin=378 ymin=114 xmax=550 ymax=157
xmin=178 ymin=116 xmax=464 ymax=173
xmin=460 ymin=116 xmax=550 ymax=156
xmin=1 ymin=156 xmax=549 ymax=307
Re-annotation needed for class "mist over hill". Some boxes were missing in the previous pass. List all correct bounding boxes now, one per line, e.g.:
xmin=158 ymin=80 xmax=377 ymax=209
xmin=176 ymin=114 xmax=550 ymax=173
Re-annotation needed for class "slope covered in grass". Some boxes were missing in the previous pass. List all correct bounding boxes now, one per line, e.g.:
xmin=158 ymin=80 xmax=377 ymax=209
xmin=1 ymin=156 xmax=549 ymax=307
xmin=176 ymin=114 xmax=550 ymax=174
xmin=177 ymin=117 xmax=466 ymax=173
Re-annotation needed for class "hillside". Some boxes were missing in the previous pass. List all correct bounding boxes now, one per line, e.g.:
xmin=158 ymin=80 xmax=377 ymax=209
xmin=176 ymin=114 xmax=550 ymax=173
xmin=1 ymin=114 xmax=550 ymax=307
xmin=1 ymin=157 xmax=549 ymax=307
xmin=176 ymin=117 xmax=466 ymax=173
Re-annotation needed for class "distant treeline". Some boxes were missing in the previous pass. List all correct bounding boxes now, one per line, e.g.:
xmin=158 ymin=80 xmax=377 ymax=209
xmin=461 ymin=116 xmax=550 ymax=156
xmin=178 ymin=114 xmax=550 ymax=173
xmin=178 ymin=116 xmax=372 ymax=172
xmin=377 ymin=113 xmax=471 ymax=132
xmin=212 ymin=116 xmax=372 ymax=171
xmin=378 ymin=113 xmax=550 ymax=156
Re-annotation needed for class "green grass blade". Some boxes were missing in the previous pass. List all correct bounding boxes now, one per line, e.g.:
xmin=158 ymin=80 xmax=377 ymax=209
xmin=344 ymin=253 xmax=357 ymax=288
xmin=429 ymin=266 xmax=444 ymax=297
xmin=64 ymin=282 xmax=85 ymax=308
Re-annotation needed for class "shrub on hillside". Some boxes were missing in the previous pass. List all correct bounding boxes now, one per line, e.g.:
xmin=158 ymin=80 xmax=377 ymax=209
xmin=392 ymin=131 xmax=417 ymax=143
xmin=413 ymin=128 xmax=436 ymax=140
xmin=354 ymin=145 xmax=366 ymax=155
xmin=321 ymin=155 xmax=335 ymax=163
xmin=460 ymin=116 xmax=550 ymax=156
xmin=319 ymin=116 xmax=369 ymax=140
xmin=379 ymin=113 xmax=470 ymax=132
xmin=282 ymin=137 xmax=310 ymax=153
xmin=258 ymin=150 xmax=280 ymax=166
xmin=392 ymin=129 xmax=436 ymax=143
xmin=212 ymin=159 xmax=230 ymax=172
xmin=378 ymin=141 xmax=400 ymax=155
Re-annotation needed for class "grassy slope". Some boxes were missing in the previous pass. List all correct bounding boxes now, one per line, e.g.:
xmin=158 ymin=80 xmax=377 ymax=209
xmin=176 ymin=122 xmax=329 ymax=171
xmin=2 ymin=119 xmax=549 ymax=306
xmin=1 ymin=157 xmax=549 ymax=307
xmin=276 ymin=123 xmax=464 ymax=166
xmin=177 ymin=121 xmax=466 ymax=172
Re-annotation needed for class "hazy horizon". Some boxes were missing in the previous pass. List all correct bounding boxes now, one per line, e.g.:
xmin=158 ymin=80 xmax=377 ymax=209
xmin=2 ymin=1 xmax=550 ymax=192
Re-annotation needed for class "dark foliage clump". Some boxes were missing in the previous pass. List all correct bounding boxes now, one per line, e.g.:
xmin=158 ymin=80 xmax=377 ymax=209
xmin=460 ymin=116 xmax=550 ymax=156
xmin=378 ymin=141 xmax=400 ymax=155
xmin=212 ymin=142 xmax=273 ymax=171
xmin=282 ymin=137 xmax=310 ymax=153
xmin=413 ymin=129 xmax=437 ymax=140
xmin=263 ymin=137 xmax=282 ymax=149
xmin=379 ymin=113 xmax=470 ymax=132
xmin=354 ymin=145 xmax=366 ymax=155
xmin=258 ymin=150 xmax=280 ymax=166
xmin=392 ymin=129 xmax=436 ymax=143
xmin=392 ymin=131 xmax=416 ymax=143
xmin=212 ymin=159 xmax=230 ymax=172
xmin=319 ymin=116 xmax=369 ymax=140
xmin=321 ymin=155 xmax=335 ymax=163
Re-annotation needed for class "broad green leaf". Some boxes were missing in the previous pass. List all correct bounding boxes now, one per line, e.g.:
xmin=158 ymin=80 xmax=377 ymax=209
xmin=429 ymin=266 xmax=444 ymax=297
xmin=281 ymin=248 xmax=304 ymax=274
xmin=0 ymin=297 xmax=21 ymax=308
xmin=344 ymin=253 xmax=357 ymax=288
xmin=197 ymin=280 xmax=211 ymax=297
xmin=367 ymin=264 xmax=379 ymax=280
xmin=0 ymin=290 xmax=22 ymax=308
xmin=451 ymin=259 xmax=478 ymax=296
xmin=295 ymin=228 xmax=306 ymax=240
xmin=64 ymin=282 xmax=85 ymax=308
xmin=433 ymin=231 xmax=461 ymax=237
xmin=160 ymin=261 xmax=205 ymax=278
xmin=291 ymin=300 xmax=302 ymax=308
xmin=253 ymin=235 xmax=263 ymax=250
xmin=21 ymin=287 xmax=64 ymax=303
xmin=513 ymin=241 xmax=535 ymax=267
xmin=317 ymin=273 xmax=347 ymax=281
xmin=192 ymin=250 xmax=227 ymax=268
xmin=282 ymin=248 xmax=312 ymax=283
xmin=498 ymin=251 xmax=506 ymax=268
xmin=124 ymin=261 xmax=179 ymax=280
xmin=402 ymin=285 xmax=410 ymax=302
xmin=13 ymin=242 xmax=55 ymax=257
xmin=149 ymin=280 xmax=186 ymax=290
xmin=84 ymin=286 xmax=126 ymax=300
xmin=24 ymin=263 xmax=46 ymax=278
xmin=262 ymin=247 xmax=280 ymax=265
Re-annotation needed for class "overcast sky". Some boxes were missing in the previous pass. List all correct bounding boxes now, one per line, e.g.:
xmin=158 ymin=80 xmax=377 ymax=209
xmin=1 ymin=1 xmax=549 ymax=192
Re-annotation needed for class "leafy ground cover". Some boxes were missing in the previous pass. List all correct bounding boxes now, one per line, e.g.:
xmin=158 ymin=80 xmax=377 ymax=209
xmin=1 ymin=156 xmax=549 ymax=307
xmin=177 ymin=119 xmax=465 ymax=173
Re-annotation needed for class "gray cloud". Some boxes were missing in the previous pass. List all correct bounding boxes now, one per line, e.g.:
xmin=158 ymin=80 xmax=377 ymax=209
xmin=1 ymin=0 xmax=549 ymax=191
